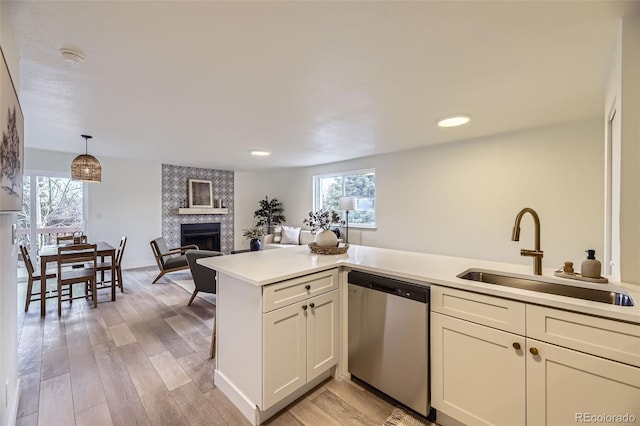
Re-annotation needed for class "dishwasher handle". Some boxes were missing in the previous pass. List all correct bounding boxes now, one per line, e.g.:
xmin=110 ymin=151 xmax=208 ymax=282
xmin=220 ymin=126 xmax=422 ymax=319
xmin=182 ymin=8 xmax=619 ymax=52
xmin=348 ymin=270 xmax=429 ymax=303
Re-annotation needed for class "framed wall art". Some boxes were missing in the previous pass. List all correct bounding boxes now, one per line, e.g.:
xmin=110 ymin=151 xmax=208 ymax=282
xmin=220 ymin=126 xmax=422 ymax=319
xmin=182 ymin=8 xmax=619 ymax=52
xmin=188 ymin=179 xmax=213 ymax=208
xmin=0 ymin=45 xmax=24 ymax=212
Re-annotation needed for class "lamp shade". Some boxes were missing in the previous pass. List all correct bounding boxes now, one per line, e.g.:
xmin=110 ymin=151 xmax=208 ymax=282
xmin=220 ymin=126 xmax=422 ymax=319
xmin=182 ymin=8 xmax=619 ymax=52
xmin=71 ymin=154 xmax=102 ymax=182
xmin=71 ymin=134 xmax=102 ymax=182
xmin=339 ymin=196 xmax=357 ymax=211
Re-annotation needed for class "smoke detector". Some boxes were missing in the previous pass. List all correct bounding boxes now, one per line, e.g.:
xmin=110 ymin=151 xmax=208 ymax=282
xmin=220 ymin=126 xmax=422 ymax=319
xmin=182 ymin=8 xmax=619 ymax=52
xmin=59 ymin=48 xmax=85 ymax=65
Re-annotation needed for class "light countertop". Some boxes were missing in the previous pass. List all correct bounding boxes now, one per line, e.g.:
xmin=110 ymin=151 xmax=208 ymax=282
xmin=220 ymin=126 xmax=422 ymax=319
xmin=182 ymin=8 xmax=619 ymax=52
xmin=198 ymin=244 xmax=640 ymax=324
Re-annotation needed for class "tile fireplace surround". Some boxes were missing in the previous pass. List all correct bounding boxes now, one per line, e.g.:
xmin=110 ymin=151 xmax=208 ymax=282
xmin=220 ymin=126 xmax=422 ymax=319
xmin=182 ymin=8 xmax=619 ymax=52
xmin=161 ymin=164 xmax=234 ymax=254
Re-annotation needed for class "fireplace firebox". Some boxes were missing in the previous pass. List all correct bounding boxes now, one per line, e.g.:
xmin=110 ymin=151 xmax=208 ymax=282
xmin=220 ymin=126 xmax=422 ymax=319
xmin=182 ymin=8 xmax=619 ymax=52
xmin=181 ymin=223 xmax=221 ymax=251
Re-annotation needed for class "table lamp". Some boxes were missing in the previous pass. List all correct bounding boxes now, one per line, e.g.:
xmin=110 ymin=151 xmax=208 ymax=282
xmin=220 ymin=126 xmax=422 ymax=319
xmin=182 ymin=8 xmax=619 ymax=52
xmin=338 ymin=196 xmax=357 ymax=244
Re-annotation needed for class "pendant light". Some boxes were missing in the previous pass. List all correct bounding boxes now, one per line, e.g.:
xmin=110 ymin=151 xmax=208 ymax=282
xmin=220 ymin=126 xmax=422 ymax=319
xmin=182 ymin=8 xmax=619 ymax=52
xmin=71 ymin=134 xmax=102 ymax=182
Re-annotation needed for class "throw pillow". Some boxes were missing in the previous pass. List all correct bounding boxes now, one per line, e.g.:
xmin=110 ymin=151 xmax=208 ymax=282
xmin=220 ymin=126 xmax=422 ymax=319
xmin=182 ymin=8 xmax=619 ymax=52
xmin=280 ymin=226 xmax=301 ymax=245
xmin=273 ymin=226 xmax=282 ymax=243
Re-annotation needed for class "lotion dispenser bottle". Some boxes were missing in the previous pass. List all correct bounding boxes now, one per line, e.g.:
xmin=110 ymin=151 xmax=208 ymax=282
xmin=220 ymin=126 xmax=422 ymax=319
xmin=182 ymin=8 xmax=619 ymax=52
xmin=581 ymin=249 xmax=601 ymax=279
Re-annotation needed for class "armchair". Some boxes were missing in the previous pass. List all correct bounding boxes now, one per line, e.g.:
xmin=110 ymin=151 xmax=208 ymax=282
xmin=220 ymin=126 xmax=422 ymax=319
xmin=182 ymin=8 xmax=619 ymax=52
xmin=185 ymin=249 xmax=222 ymax=306
xmin=185 ymin=249 xmax=222 ymax=359
xmin=150 ymin=237 xmax=198 ymax=284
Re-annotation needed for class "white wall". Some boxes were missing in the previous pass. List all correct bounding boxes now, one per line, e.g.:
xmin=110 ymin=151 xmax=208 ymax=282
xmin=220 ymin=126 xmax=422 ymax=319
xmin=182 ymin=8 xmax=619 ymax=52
xmin=236 ymin=119 xmax=604 ymax=272
xmin=234 ymin=171 xmax=265 ymax=250
xmin=25 ymin=148 xmax=161 ymax=269
xmin=0 ymin=3 xmax=21 ymax=424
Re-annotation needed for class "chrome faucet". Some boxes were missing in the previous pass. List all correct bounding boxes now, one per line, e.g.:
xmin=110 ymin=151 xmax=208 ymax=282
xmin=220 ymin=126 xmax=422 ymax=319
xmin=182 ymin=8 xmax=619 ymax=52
xmin=511 ymin=207 xmax=543 ymax=275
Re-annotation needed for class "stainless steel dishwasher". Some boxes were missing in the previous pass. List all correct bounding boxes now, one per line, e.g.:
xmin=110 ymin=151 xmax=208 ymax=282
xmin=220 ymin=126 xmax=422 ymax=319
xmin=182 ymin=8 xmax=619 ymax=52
xmin=348 ymin=270 xmax=430 ymax=416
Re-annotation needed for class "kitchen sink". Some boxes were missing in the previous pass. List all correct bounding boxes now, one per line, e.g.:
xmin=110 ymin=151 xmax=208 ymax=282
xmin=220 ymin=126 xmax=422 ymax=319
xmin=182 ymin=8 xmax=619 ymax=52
xmin=457 ymin=268 xmax=635 ymax=306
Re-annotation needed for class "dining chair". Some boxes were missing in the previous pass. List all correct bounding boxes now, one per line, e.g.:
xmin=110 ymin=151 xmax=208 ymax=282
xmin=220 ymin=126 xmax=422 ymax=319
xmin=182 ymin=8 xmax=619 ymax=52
xmin=57 ymin=234 xmax=90 ymax=270
xmin=96 ymin=236 xmax=127 ymax=292
xmin=56 ymin=234 xmax=87 ymax=244
xmin=57 ymin=244 xmax=97 ymax=316
xmin=56 ymin=234 xmax=74 ymax=244
xmin=150 ymin=237 xmax=198 ymax=284
xmin=19 ymin=244 xmax=57 ymax=313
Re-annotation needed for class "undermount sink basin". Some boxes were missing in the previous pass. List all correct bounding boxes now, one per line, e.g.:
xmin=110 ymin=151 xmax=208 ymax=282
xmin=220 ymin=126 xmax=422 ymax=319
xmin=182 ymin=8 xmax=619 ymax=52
xmin=457 ymin=268 xmax=635 ymax=307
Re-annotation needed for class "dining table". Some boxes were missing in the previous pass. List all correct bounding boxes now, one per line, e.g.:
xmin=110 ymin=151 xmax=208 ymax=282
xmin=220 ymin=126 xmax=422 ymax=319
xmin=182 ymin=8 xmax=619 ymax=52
xmin=39 ymin=241 xmax=116 ymax=316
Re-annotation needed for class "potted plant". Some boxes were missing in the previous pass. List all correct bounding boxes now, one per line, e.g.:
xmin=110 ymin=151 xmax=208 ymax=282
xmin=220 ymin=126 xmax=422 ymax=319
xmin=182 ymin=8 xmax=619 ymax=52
xmin=242 ymin=226 xmax=265 ymax=251
xmin=303 ymin=209 xmax=345 ymax=247
xmin=254 ymin=196 xmax=286 ymax=233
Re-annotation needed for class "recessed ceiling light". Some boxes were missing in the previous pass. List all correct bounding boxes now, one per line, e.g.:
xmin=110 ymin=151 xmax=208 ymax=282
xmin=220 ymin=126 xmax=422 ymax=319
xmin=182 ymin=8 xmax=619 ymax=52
xmin=59 ymin=48 xmax=85 ymax=65
xmin=437 ymin=114 xmax=471 ymax=128
xmin=250 ymin=149 xmax=271 ymax=157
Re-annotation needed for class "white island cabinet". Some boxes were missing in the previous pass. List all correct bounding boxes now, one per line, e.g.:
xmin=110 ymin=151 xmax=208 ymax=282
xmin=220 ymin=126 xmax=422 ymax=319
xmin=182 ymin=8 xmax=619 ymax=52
xmin=214 ymin=267 xmax=340 ymax=425
xmin=431 ymin=285 xmax=640 ymax=426
xmin=262 ymin=270 xmax=339 ymax=409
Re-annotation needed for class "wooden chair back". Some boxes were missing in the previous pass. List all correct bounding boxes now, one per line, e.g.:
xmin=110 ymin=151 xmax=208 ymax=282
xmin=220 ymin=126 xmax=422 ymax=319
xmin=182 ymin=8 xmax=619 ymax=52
xmin=56 ymin=234 xmax=75 ymax=244
xmin=19 ymin=244 xmax=35 ymax=279
xmin=57 ymin=244 xmax=97 ymax=282
xmin=115 ymin=236 xmax=127 ymax=267
xmin=56 ymin=234 xmax=87 ymax=244
xmin=20 ymin=244 xmax=58 ymax=314
xmin=57 ymin=244 xmax=97 ymax=316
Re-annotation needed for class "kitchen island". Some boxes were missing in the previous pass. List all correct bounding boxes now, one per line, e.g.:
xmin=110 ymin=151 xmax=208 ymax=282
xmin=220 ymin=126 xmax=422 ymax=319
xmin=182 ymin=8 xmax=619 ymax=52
xmin=199 ymin=244 xmax=640 ymax=425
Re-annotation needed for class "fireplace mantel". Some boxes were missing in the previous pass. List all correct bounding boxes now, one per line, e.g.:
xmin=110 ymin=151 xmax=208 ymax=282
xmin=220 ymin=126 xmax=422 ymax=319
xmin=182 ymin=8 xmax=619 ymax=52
xmin=177 ymin=208 xmax=229 ymax=215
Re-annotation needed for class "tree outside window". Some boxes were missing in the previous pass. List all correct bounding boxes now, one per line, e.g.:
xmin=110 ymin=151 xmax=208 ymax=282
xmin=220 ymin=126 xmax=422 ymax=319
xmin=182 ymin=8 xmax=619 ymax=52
xmin=314 ymin=169 xmax=375 ymax=227
xmin=17 ymin=174 xmax=84 ymax=252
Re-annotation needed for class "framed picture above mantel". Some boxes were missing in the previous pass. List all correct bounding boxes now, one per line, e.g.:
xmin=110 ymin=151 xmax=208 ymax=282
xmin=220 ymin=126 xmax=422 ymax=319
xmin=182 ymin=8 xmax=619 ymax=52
xmin=188 ymin=179 xmax=213 ymax=208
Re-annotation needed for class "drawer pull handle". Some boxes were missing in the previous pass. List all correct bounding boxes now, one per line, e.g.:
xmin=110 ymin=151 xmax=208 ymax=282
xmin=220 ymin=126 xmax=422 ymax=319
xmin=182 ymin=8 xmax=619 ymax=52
xmin=302 ymin=305 xmax=307 ymax=310
xmin=305 ymin=285 xmax=311 ymax=290
xmin=512 ymin=342 xmax=521 ymax=350
xmin=309 ymin=303 xmax=315 ymax=308
xmin=530 ymin=347 xmax=539 ymax=356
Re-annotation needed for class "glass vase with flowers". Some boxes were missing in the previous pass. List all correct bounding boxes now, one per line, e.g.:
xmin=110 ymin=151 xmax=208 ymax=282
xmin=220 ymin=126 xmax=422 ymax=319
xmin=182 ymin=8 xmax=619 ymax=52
xmin=303 ymin=209 xmax=345 ymax=247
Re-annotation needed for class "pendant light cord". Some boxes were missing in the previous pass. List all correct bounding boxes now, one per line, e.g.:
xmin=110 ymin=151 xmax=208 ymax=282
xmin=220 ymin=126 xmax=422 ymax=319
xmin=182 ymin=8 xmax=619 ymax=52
xmin=81 ymin=134 xmax=92 ymax=155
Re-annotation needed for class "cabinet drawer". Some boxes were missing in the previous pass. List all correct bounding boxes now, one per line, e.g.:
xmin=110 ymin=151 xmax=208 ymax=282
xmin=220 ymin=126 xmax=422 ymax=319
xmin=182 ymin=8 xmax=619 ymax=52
xmin=263 ymin=269 xmax=339 ymax=313
xmin=527 ymin=305 xmax=640 ymax=367
xmin=431 ymin=285 xmax=525 ymax=335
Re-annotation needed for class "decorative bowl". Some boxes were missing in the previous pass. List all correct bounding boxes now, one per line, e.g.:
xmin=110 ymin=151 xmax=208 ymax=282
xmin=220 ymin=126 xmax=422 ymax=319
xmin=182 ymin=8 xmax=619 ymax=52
xmin=308 ymin=242 xmax=349 ymax=255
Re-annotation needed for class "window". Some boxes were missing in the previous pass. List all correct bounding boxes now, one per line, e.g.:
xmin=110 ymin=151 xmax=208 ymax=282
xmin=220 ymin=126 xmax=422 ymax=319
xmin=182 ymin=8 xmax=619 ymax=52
xmin=313 ymin=169 xmax=375 ymax=228
xmin=17 ymin=172 xmax=85 ymax=258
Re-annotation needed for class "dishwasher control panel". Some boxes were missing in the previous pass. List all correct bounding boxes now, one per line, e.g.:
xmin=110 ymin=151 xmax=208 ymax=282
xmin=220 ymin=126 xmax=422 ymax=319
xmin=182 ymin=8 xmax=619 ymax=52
xmin=348 ymin=270 xmax=429 ymax=303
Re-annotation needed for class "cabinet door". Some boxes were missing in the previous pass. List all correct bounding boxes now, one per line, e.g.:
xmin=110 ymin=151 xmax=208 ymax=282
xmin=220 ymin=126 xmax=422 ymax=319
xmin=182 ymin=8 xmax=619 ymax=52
xmin=263 ymin=301 xmax=307 ymax=409
xmin=307 ymin=290 xmax=339 ymax=382
xmin=431 ymin=312 xmax=526 ymax=426
xmin=527 ymin=339 xmax=640 ymax=426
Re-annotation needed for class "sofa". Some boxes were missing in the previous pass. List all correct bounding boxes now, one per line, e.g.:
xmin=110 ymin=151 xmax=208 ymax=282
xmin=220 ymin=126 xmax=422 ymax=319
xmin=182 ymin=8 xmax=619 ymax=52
xmin=263 ymin=225 xmax=342 ymax=247
xmin=263 ymin=226 xmax=316 ymax=247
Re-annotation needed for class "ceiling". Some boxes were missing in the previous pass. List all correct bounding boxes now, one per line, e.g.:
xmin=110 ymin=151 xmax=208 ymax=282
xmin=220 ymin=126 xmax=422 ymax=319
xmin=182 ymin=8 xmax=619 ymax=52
xmin=6 ymin=1 xmax=640 ymax=171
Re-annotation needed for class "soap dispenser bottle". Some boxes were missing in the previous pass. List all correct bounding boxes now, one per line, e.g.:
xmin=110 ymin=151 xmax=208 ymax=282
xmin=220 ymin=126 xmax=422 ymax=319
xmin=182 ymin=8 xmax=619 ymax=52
xmin=581 ymin=249 xmax=601 ymax=279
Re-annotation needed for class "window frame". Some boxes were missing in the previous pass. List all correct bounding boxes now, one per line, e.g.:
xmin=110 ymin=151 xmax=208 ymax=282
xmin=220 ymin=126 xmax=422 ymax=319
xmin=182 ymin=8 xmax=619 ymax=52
xmin=312 ymin=168 xmax=376 ymax=229
xmin=19 ymin=169 xmax=87 ymax=258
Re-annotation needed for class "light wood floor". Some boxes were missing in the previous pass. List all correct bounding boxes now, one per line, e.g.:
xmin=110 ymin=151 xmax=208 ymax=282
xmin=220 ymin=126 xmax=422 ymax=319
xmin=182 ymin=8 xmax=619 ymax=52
xmin=15 ymin=267 xmax=397 ymax=426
